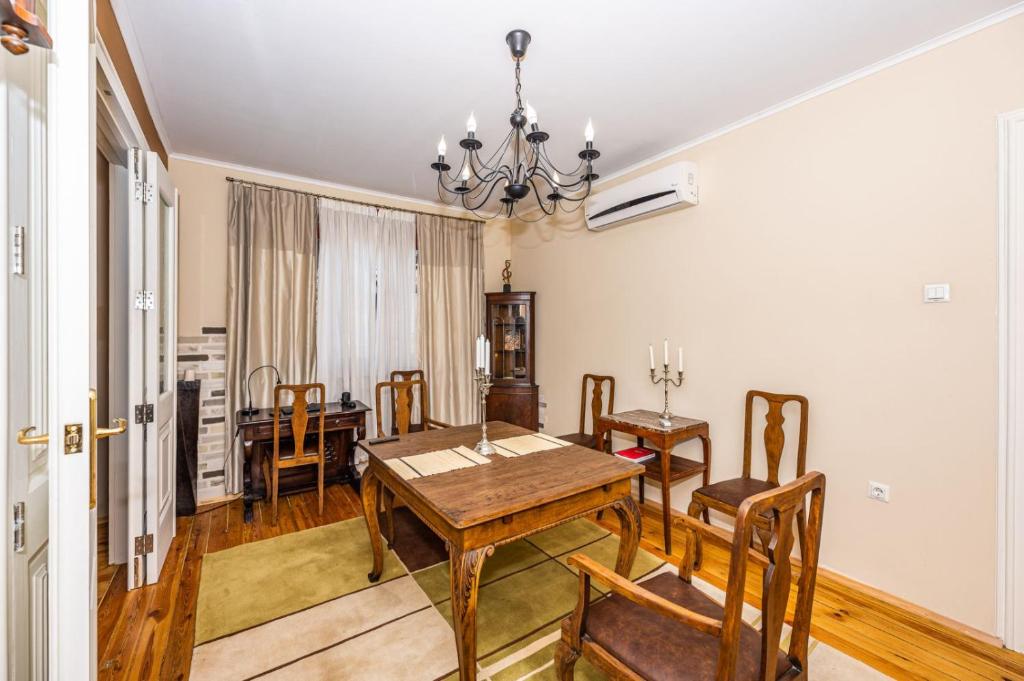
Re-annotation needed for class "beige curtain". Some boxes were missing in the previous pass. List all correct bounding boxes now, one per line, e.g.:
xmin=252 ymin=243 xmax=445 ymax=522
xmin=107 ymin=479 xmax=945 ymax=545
xmin=416 ymin=214 xmax=484 ymax=426
xmin=224 ymin=182 xmax=318 ymax=494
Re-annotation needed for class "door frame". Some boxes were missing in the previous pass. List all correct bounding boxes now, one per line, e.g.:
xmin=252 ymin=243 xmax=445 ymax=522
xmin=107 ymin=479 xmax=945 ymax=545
xmin=95 ymin=34 xmax=154 ymax=588
xmin=997 ymin=107 xmax=1024 ymax=653
xmin=46 ymin=0 xmax=100 ymax=674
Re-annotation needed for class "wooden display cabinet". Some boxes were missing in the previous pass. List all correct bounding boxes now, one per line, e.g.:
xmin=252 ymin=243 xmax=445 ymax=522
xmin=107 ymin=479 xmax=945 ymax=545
xmin=485 ymin=291 xmax=539 ymax=430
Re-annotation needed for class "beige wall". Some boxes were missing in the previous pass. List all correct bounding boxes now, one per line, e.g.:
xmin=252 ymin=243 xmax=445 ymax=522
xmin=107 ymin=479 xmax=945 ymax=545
xmin=170 ymin=156 xmax=511 ymax=336
xmin=507 ymin=16 xmax=1024 ymax=634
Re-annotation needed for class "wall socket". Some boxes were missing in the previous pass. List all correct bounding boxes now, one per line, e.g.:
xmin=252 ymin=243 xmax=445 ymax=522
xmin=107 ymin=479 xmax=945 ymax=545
xmin=868 ymin=481 xmax=890 ymax=503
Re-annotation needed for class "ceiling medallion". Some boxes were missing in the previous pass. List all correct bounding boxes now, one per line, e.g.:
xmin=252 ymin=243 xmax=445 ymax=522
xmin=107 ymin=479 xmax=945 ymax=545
xmin=431 ymin=29 xmax=599 ymax=220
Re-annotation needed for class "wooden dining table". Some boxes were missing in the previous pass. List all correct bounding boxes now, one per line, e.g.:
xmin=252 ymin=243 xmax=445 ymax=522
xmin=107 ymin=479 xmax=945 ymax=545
xmin=358 ymin=421 xmax=643 ymax=681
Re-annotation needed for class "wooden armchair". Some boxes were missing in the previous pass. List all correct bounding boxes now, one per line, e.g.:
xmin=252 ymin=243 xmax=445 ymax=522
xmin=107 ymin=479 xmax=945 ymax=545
xmin=556 ymin=471 xmax=826 ymax=681
xmin=688 ymin=391 xmax=809 ymax=566
xmin=263 ymin=383 xmax=326 ymax=525
xmin=556 ymin=374 xmax=615 ymax=451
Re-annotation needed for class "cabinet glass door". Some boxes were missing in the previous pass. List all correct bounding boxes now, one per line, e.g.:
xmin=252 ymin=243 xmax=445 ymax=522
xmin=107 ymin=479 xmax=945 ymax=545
xmin=489 ymin=301 xmax=529 ymax=381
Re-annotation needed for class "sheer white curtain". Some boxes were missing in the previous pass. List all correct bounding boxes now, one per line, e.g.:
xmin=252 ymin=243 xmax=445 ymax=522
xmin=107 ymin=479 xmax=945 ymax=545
xmin=316 ymin=199 xmax=417 ymax=435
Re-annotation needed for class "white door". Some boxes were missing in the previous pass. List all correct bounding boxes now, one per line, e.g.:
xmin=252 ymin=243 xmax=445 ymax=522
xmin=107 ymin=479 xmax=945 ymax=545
xmin=124 ymin=149 xmax=146 ymax=590
xmin=4 ymin=46 xmax=51 ymax=681
xmin=143 ymin=151 xmax=177 ymax=583
xmin=125 ymin=150 xmax=177 ymax=588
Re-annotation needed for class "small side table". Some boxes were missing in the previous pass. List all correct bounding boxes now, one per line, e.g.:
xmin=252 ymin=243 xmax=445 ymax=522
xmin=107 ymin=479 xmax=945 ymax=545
xmin=594 ymin=409 xmax=711 ymax=554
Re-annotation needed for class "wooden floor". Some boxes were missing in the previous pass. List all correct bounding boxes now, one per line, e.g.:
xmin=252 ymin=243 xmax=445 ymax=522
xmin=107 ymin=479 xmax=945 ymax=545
xmin=96 ymin=484 xmax=1024 ymax=681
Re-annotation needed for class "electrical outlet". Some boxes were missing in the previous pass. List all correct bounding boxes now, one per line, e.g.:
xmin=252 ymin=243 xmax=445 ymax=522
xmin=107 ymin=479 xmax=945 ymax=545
xmin=868 ymin=481 xmax=890 ymax=503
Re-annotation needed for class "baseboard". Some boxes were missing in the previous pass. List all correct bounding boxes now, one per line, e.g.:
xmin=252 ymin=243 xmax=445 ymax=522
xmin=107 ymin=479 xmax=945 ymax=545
xmin=195 ymin=492 xmax=243 ymax=514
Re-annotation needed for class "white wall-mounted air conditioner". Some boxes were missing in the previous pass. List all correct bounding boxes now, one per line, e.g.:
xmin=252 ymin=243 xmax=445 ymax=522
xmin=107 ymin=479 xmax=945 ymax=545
xmin=585 ymin=161 xmax=698 ymax=231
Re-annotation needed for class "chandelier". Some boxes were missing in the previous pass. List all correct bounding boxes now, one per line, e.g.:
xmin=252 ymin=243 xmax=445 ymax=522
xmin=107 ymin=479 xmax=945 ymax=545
xmin=431 ymin=29 xmax=600 ymax=220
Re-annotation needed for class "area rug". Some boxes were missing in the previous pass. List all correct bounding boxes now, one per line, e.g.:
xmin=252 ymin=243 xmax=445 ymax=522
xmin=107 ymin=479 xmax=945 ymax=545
xmin=190 ymin=510 xmax=889 ymax=680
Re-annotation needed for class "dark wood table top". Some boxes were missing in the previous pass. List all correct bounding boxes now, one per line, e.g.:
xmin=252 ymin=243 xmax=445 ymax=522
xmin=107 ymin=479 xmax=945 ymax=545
xmin=602 ymin=409 xmax=707 ymax=434
xmin=235 ymin=400 xmax=370 ymax=429
xmin=358 ymin=421 xmax=642 ymax=529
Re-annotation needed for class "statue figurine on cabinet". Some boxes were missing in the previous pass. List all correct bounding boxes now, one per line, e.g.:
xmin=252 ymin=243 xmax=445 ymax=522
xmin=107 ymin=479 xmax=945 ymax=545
xmin=502 ymin=259 xmax=512 ymax=293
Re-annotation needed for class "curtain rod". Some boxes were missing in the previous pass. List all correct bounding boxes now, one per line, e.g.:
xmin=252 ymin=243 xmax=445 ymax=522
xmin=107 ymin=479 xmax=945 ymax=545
xmin=224 ymin=176 xmax=485 ymax=224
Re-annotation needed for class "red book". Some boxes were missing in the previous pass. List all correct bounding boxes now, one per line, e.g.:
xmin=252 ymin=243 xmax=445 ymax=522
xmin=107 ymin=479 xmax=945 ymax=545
xmin=614 ymin=446 xmax=656 ymax=463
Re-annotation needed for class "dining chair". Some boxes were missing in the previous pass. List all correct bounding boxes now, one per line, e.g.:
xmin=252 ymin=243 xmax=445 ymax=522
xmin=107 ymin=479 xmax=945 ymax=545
xmin=375 ymin=376 xmax=452 ymax=438
xmin=687 ymin=390 xmax=809 ymax=567
xmin=556 ymin=471 xmax=826 ymax=681
xmin=556 ymin=374 xmax=615 ymax=451
xmin=264 ymin=383 xmax=326 ymax=525
xmin=373 ymin=376 xmax=452 ymax=546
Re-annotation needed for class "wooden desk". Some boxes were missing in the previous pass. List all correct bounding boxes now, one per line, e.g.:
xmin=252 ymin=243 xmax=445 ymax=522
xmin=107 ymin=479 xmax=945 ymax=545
xmin=358 ymin=422 xmax=642 ymax=681
xmin=593 ymin=409 xmax=711 ymax=554
xmin=236 ymin=401 xmax=369 ymax=523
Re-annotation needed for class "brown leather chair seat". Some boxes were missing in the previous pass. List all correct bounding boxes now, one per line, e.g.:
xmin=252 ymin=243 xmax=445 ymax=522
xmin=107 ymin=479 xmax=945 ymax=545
xmin=586 ymin=573 xmax=792 ymax=681
xmin=694 ymin=478 xmax=778 ymax=516
xmin=555 ymin=431 xmax=598 ymax=450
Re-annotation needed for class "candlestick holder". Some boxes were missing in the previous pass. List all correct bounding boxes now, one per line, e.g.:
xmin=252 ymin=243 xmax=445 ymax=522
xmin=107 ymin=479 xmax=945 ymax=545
xmin=473 ymin=368 xmax=496 ymax=455
xmin=650 ymin=364 xmax=685 ymax=427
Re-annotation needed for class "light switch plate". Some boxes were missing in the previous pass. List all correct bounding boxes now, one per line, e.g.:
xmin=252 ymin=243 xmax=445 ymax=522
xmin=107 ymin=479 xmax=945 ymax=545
xmin=923 ymin=283 xmax=950 ymax=303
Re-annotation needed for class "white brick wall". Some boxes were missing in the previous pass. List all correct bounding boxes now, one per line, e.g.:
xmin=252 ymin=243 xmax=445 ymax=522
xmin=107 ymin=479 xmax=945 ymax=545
xmin=177 ymin=327 xmax=227 ymax=500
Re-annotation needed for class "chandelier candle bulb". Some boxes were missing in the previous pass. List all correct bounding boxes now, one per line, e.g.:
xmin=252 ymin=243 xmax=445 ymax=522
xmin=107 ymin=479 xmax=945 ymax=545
xmin=437 ymin=135 xmax=447 ymax=157
xmin=585 ymin=118 xmax=595 ymax=143
xmin=466 ymin=111 xmax=477 ymax=135
xmin=525 ymin=101 xmax=538 ymax=126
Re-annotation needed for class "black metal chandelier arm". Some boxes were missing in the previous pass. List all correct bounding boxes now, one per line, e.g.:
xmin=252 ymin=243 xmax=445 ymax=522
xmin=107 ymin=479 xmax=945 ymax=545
xmin=526 ymin=178 xmax=558 ymax=216
xmin=539 ymin=143 xmax=587 ymax=179
xmin=510 ymin=198 xmax=554 ymax=223
xmin=461 ymin=174 xmax=510 ymax=212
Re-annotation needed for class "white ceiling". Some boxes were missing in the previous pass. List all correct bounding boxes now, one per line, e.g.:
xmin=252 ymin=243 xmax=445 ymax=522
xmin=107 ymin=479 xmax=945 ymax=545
xmin=117 ymin=0 xmax=1020 ymax=203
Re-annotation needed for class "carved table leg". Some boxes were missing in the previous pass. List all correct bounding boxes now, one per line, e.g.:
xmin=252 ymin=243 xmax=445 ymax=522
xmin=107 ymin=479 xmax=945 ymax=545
xmin=360 ymin=467 xmax=385 ymax=581
xmin=660 ymin=448 xmax=673 ymax=555
xmin=242 ymin=437 xmax=255 ymax=523
xmin=611 ymin=495 xmax=641 ymax=577
xmin=450 ymin=544 xmax=494 ymax=681
xmin=699 ymin=434 xmax=712 ymax=523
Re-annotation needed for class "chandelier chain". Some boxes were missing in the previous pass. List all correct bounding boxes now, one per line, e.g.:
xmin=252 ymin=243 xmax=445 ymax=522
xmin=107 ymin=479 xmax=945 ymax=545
xmin=514 ymin=59 xmax=522 ymax=112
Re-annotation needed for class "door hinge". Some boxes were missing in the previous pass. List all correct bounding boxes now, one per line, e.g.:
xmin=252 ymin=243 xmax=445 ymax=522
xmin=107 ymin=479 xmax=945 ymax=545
xmin=134 ymin=533 xmax=153 ymax=556
xmin=10 ymin=225 xmax=24 ymax=275
xmin=143 ymin=181 xmax=155 ymax=204
xmin=12 ymin=502 xmax=25 ymax=553
xmin=134 ymin=403 xmax=154 ymax=424
xmin=133 ymin=179 xmax=143 ymax=202
xmin=134 ymin=290 xmax=154 ymax=310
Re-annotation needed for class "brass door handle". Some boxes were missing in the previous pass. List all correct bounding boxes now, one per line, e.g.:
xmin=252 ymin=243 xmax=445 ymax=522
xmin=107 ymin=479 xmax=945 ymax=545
xmin=89 ymin=389 xmax=127 ymax=510
xmin=16 ymin=426 xmax=48 ymax=446
xmin=97 ymin=418 xmax=128 ymax=440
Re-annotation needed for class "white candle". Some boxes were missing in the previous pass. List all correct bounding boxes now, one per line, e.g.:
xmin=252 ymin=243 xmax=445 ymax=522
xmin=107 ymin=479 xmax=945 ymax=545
xmin=663 ymin=338 xmax=669 ymax=366
xmin=479 ymin=335 xmax=485 ymax=370
xmin=485 ymin=339 xmax=491 ymax=374
xmin=475 ymin=336 xmax=481 ymax=369
xmin=648 ymin=344 xmax=655 ymax=369
xmin=678 ymin=347 xmax=684 ymax=372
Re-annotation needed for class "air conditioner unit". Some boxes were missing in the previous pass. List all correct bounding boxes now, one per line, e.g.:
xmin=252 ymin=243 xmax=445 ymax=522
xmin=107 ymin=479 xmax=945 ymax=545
xmin=585 ymin=161 xmax=698 ymax=231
